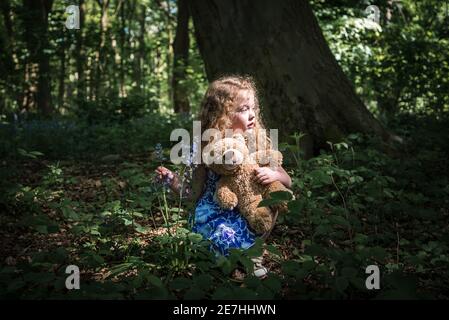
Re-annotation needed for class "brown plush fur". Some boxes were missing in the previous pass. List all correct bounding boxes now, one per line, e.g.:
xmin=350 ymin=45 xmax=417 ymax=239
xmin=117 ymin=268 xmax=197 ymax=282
xmin=203 ymin=134 xmax=291 ymax=234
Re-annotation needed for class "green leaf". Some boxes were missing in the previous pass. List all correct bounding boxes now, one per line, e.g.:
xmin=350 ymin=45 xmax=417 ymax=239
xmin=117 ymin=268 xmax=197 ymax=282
xmin=170 ymin=277 xmax=192 ymax=290
xmin=309 ymin=169 xmax=333 ymax=185
xmin=184 ymin=286 xmax=205 ymax=300
xmin=7 ymin=279 xmax=26 ymax=292
xmin=281 ymin=261 xmax=301 ymax=277
xmin=341 ymin=267 xmax=358 ymax=278
xmin=107 ymin=263 xmax=133 ymax=278
xmin=35 ymin=225 xmax=48 ymax=234
xmin=212 ymin=286 xmax=233 ymax=300
xmin=258 ymin=198 xmax=281 ymax=208
xmin=232 ymin=287 xmax=258 ymax=299
xmin=134 ymin=223 xmax=147 ymax=233
xmin=336 ymin=277 xmax=349 ymax=292
xmin=268 ymin=191 xmax=293 ymax=201
xmin=263 ymin=275 xmax=282 ymax=293
xmin=329 ymin=215 xmax=351 ymax=228
xmin=239 ymin=256 xmax=254 ymax=273
xmin=193 ymin=274 xmax=213 ymax=291
xmin=287 ymin=199 xmax=304 ymax=214
xmin=61 ymin=206 xmax=79 ymax=220
xmin=30 ymin=151 xmax=44 ymax=157
xmin=91 ymin=254 xmax=105 ymax=265
xmin=265 ymin=245 xmax=282 ymax=257
xmin=246 ymin=238 xmax=264 ymax=257
xmin=243 ymin=276 xmax=262 ymax=289
xmin=304 ymin=244 xmax=326 ymax=256
xmin=147 ymin=274 xmax=164 ymax=288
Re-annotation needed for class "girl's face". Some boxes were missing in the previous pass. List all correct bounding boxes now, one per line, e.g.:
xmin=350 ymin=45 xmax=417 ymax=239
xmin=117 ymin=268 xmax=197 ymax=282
xmin=231 ymin=90 xmax=256 ymax=133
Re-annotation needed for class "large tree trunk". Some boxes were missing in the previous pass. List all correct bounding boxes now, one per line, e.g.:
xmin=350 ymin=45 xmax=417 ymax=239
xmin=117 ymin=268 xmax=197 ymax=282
xmin=23 ymin=0 xmax=54 ymax=116
xmin=172 ymin=0 xmax=190 ymax=114
xmin=188 ymin=0 xmax=397 ymax=157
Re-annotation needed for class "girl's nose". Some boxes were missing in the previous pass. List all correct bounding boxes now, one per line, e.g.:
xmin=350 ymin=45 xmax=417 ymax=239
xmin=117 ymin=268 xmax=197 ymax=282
xmin=249 ymin=108 xmax=255 ymax=120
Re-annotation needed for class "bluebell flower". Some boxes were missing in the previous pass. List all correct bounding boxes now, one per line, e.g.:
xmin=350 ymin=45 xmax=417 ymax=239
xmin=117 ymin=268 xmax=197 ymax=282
xmin=162 ymin=172 xmax=174 ymax=188
xmin=191 ymin=140 xmax=200 ymax=167
xmin=154 ymin=143 xmax=166 ymax=161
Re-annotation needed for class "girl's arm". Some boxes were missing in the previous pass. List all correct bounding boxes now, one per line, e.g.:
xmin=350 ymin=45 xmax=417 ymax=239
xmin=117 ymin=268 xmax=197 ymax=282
xmin=254 ymin=165 xmax=292 ymax=189
xmin=275 ymin=166 xmax=292 ymax=189
xmin=155 ymin=165 xmax=206 ymax=203
xmin=155 ymin=166 xmax=181 ymax=194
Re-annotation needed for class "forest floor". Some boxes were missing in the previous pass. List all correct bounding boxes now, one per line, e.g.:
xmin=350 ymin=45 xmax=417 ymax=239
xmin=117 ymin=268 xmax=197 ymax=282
xmin=1 ymin=114 xmax=448 ymax=299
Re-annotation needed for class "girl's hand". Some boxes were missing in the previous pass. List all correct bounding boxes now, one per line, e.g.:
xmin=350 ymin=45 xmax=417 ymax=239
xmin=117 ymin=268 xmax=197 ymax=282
xmin=154 ymin=166 xmax=177 ymax=188
xmin=253 ymin=167 xmax=279 ymax=185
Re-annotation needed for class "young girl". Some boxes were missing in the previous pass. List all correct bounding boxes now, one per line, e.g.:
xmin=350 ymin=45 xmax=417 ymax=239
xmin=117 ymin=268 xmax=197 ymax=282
xmin=155 ymin=75 xmax=292 ymax=278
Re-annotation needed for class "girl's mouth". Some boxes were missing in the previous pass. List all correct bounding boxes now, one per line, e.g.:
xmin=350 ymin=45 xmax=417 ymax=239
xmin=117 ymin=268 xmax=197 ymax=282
xmin=247 ymin=122 xmax=254 ymax=128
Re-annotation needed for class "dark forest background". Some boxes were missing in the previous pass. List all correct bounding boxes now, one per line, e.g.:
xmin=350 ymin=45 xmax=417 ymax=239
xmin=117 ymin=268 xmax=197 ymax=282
xmin=0 ymin=0 xmax=448 ymax=299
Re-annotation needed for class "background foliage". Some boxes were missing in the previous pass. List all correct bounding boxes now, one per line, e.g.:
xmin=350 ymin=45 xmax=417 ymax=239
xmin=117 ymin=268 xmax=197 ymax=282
xmin=0 ymin=0 xmax=448 ymax=299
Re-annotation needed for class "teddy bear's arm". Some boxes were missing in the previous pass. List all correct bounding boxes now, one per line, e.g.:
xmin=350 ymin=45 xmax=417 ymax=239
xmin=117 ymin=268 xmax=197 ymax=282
xmin=215 ymin=178 xmax=238 ymax=210
xmin=264 ymin=181 xmax=293 ymax=214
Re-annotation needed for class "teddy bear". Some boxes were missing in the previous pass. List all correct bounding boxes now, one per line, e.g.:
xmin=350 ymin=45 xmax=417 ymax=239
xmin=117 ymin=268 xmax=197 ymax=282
xmin=202 ymin=133 xmax=292 ymax=234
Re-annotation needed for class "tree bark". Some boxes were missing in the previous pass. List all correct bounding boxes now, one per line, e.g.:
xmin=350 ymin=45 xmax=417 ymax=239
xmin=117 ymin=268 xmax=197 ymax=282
xmin=58 ymin=28 xmax=66 ymax=110
xmin=188 ymin=0 xmax=396 ymax=157
xmin=0 ymin=0 xmax=23 ymax=110
xmin=119 ymin=0 xmax=126 ymax=97
xmin=23 ymin=0 xmax=54 ymax=116
xmin=172 ymin=0 xmax=190 ymax=114
xmin=75 ymin=0 xmax=86 ymax=102
xmin=94 ymin=0 xmax=110 ymax=100
xmin=134 ymin=4 xmax=146 ymax=95
xmin=156 ymin=0 xmax=174 ymax=108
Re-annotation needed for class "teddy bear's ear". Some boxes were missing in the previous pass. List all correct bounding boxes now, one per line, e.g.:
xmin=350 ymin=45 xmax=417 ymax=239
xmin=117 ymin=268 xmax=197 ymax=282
xmin=232 ymin=132 xmax=246 ymax=145
xmin=202 ymin=139 xmax=220 ymax=165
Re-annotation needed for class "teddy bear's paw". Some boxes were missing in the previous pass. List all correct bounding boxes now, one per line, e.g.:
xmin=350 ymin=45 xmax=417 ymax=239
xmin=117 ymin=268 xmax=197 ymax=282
xmin=250 ymin=209 xmax=273 ymax=234
xmin=272 ymin=202 xmax=289 ymax=214
xmin=214 ymin=191 xmax=238 ymax=210
xmin=252 ymin=220 xmax=272 ymax=235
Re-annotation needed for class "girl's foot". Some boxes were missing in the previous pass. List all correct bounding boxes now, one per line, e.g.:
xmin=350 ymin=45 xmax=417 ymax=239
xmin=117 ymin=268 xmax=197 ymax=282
xmin=251 ymin=256 xmax=268 ymax=279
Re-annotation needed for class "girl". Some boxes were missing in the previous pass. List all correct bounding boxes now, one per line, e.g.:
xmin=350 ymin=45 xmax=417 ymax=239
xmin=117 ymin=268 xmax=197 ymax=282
xmin=155 ymin=75 xmax=292 ymax=278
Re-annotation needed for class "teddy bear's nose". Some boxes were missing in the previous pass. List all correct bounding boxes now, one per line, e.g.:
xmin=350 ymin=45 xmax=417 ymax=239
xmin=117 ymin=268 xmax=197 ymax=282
xmin=222 ymin=151 xmax=235 ymax=164
xmin=223 ymin=149 xmax=243 ymax=165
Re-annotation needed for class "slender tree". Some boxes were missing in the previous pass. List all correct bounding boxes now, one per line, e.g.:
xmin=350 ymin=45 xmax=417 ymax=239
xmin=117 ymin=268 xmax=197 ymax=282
xmin=172 ymin=0 xmax=190 ymax=113
xmin=0 ymin=0 xmax=22 ymax=111
xmin=23 ymin=0 xmax=54 ymax=116
xmin=75 ymin=0 xmax=86 ymax=103
xmin=94 ymin=0 xmax=110 ymax=100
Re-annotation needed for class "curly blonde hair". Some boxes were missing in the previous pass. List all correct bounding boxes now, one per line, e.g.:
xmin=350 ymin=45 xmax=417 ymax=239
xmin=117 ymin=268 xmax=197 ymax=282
xmin=198 ymin=74 xmax=272 ymax=152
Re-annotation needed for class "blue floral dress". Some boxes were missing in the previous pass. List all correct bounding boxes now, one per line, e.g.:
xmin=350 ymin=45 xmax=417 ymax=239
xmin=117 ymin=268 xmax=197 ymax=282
xmin=189 ymin=169 xmax=257 ymax=256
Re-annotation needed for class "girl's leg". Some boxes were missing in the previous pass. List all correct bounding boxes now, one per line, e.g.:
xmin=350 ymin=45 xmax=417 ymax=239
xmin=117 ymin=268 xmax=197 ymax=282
xmin=251 ymin=209 xmax=279 ymax=279
xmin=260 ymin=209 xmax=279 ymax=241
xmin=231 ymin=210 xmax=279 ymax=280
